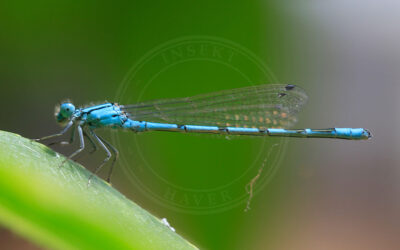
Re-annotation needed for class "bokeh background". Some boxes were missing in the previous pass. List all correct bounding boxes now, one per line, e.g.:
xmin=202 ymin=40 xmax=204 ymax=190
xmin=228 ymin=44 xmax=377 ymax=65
xmin=0 ymin=1 xmax=399 ymax=249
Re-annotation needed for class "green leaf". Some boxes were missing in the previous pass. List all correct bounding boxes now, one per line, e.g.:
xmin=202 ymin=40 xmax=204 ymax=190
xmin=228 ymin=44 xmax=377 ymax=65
xmin=0 ymin=131 xmax=197 ymax=250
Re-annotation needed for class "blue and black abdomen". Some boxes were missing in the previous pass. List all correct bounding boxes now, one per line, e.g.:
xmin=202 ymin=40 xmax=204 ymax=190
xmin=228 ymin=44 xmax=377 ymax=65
xmin=121 ymin=119 xmax=371 ymax=140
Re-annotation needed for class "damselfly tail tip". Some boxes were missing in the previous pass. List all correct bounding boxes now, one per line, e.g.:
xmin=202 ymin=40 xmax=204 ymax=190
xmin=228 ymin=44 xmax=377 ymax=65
xmin=365 ymin=129 xmax=372 ymax=139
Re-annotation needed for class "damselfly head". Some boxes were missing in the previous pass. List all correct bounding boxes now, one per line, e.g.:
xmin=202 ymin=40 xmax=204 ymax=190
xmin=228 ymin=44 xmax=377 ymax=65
xmin=55 ymin=102 xmax=75 ymax=124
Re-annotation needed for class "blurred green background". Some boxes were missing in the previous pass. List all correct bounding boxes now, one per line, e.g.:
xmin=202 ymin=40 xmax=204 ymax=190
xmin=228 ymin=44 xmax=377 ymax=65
xmin=0 ymin=1 xmax=399 ymax=249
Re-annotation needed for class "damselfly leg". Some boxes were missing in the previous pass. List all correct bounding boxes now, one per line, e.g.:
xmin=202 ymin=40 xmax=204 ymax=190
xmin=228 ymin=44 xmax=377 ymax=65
xmin=83 ymin=129 xmax=98 ymax=154
xmin=35 ymin=121 xmax=74 ymax=141
xmin=60 ymin=125 xmax=85 ymax=167
xmin=47 ymin=126 xmax=76 ymax=146
xmin=87 ymin=130 xmax=112 ymax=185
xmin=97 ymin=135 xmax=119 ymax=183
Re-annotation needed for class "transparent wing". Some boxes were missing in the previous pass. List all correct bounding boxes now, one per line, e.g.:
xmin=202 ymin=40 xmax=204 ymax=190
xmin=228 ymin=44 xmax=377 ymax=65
xmin=121 ymin=84 xmax=308 ymax=129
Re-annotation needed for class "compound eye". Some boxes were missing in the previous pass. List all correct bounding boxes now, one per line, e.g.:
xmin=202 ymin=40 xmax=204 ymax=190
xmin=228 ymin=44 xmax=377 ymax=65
xmin=60 ymin=103 xmax=75 ymax=117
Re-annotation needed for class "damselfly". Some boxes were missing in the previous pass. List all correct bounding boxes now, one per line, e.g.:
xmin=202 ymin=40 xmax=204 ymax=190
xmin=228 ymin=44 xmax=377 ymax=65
xmin=36 ymin=84 xmax=371 ymax=183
